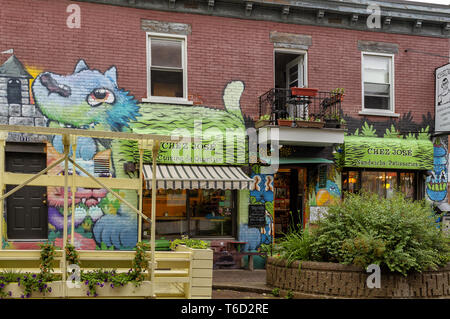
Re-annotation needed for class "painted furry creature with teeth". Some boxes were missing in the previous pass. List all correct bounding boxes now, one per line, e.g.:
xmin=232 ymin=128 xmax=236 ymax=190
xmin=32 ymin=59 xmax=246 ymax=249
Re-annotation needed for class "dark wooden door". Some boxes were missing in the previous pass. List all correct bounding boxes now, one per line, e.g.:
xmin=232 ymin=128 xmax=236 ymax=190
xmin=6 ymin=152 xmax=47 ymax=240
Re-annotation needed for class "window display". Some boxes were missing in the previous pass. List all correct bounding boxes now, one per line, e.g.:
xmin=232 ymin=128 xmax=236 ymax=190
xmin=342 ymin=170 xmax=416 ymax=200
xmin=142 ymin=188 xmax=235 ymax=239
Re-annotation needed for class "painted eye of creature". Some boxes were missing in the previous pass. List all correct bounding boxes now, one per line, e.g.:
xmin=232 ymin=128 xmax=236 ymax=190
xmin=440 ymin=171 xmax=446 ymax=181
xmin=87 ymin=88 xmax=115 ymax=107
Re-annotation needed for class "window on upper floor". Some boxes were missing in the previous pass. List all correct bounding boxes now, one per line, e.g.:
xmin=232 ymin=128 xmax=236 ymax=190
xmin=361 ymin=52 xmax=394 ymax=114
xmin=146 ymin=33 xmax=188 ymax=103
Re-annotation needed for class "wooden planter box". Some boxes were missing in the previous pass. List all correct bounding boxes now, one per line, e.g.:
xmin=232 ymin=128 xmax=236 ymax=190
xmin=175 ymin=245 xmax=214 ymax=299
xmin=0 ymin=245 xmax=214 ymax=299
xmin=255 ymin=119 xmax=271 ymax=129
xmin=266 ymin=257 xmax=450 ymax=299
xmin=277 ymin=119 xmax=294 ymax=127
xmin=4 ymin=281 xmax=153 ymax=299
xmin=295 ymin=120 xmax=325 ymax=128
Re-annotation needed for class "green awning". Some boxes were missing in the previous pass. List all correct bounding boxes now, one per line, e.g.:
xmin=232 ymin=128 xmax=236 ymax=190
xmin=260 ymin=157 xmax=333 ymax=165
xmin=344 ymin=136 xmax=433 ymax=170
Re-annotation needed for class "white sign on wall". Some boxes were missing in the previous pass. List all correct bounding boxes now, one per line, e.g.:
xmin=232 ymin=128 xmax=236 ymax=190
xmin=435 ymin=63 xmax=450 ymax=132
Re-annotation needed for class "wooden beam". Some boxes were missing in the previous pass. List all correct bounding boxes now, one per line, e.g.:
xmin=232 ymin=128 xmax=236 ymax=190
xmin=69 ymin=158 xmax=150 ymax=224
xmin=2 ymin=173 xmax=140 ymax=190
xmin=0 ymin=124 xmax=193 ymax=143
xmin=0 ymin=156 xmax=66 ymax=201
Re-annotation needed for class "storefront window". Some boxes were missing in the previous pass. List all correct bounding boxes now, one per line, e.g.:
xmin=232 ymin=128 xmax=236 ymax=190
xmin=400 ymin=172 xmax=415 ymax=199
xmin=362 ymin=171 xmax=386 ymax=198
xmin=143 ymin=188 xmax=235 ymax=239
xmin=189 ymin=189 xmax=233 ymax=237
xmin=143 ymin=189 xmax=188 ymax=238
xmin=343 ymin=170 xmax=416 ymax=199
xmin=342 ymin=171 xmax=360 ymax=194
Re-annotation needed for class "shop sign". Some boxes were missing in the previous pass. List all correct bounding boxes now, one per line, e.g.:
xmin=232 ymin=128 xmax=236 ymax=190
xmin=156 ymin=132 xmax=246 ymax=164
xmin=435 ymin=63 xmax=450 ymax=132
xmin=344 ymin=136 xmax=433 ymax=170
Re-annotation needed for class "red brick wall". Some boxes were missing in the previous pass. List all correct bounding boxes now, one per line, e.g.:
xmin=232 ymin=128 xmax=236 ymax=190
xmin=1 ymin=0 xmax=448 ymax=122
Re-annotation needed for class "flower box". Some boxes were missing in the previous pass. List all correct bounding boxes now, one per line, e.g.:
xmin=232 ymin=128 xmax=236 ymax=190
xmin=324 ymin=119 xmax=340 ymax=128
xmin=277 ymin=119 xmax=294 ymax=126
xmin=3 ymin=281 xmax=154 ymax=298
xmin=295 ymin=120 xmax=325 ymax=128
xmin=290 ymin=87 xmax=318 ymax=97
xmin=255 ymin=119 xmax=271 ymax=129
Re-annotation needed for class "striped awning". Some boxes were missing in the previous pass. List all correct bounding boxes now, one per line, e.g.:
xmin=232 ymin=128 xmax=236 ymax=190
xmin=143 ymin=165 xmax=253 ymax=190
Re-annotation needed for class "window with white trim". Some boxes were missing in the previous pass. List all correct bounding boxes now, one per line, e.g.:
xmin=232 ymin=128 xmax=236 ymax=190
xmin=362 ymin=52 xmax=394 ymax=112
xmin=147 ymin=33 xmax=187 ymax=101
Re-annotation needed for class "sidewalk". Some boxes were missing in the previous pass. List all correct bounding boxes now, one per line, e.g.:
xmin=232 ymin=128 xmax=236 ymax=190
xmin=212 ymin=269 xmax=273 ymax=294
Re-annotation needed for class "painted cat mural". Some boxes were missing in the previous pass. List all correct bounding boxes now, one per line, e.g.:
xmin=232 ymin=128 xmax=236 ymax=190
xmin=32 ymin=59 xmax=246 ymax=249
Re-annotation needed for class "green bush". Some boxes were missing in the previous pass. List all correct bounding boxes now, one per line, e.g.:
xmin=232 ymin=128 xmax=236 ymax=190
xmin=277 ymin=227 xmax=315 ymax=266
xmin=170 ymin=237 xmax=210 ymax=250
xmin=311 ymin=192 xmax=450 ymax=275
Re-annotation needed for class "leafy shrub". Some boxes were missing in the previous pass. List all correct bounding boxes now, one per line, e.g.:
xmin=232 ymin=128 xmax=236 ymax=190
xmin=311 ymin=192 xmax=450 ymax=275
xmin=277 ymin=227 xmax=315 ymax=266
xmin=170 ymin=237 xmax=210 ymax=250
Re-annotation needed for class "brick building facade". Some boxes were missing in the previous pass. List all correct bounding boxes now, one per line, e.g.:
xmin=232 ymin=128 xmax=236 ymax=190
xmin=0 ymin=0 xmax=449 ymax=260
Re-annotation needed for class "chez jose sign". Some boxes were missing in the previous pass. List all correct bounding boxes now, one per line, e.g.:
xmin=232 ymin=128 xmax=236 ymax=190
xmin=344 ymin=136 xmax=433 ymax=170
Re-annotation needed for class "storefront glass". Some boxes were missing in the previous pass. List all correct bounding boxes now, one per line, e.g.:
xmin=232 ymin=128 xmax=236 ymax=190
xmin=189 ymin=189 xmax=233 ymax=237
xmin=142 ymin=189 xmax=235 ymax=239
xmin=342 ymin=170 xmax=416 ymax=199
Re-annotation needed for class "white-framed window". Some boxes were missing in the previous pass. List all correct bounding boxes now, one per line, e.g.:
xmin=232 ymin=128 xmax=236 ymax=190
xmin=144 ymin=32 xmax=190 ymax=104
xmin=361 ymin=52 xmax=395 ymax=116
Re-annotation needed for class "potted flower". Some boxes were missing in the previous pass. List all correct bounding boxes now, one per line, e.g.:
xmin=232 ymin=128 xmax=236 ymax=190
xmin=255 ymin=114 xmax=271 ymax=129
xmin=330 ymin=88 xmax=345 ymax=102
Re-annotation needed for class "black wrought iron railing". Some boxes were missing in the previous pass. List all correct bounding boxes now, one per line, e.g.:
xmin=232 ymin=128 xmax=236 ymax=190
xmin=258 ymin=88 xmax=344 ymax=128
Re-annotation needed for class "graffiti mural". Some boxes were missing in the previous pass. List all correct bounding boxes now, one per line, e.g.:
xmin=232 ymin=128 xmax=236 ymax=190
xmin=239 ymin=164 xmax=274 ymax=251
xmin=426 ymin=137 xmax=448 ymax=203
xmin=1 ymin=56 xmax=248 ymax=250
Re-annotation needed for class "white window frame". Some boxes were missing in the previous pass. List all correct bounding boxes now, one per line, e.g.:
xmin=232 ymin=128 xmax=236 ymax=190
xmin=143 ymin=32 xmax=191 ymax=105
xmin=273 ymin=48 xmax=308 ymax=88
xmin=359 ymin=51 xmax=398 ymax=117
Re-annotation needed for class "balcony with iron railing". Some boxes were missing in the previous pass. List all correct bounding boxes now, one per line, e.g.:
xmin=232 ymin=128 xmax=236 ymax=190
xmin=257 ymin=87 xmax=345 ymax=129
xmin=256 ymin=87 xmax=346 ymax=147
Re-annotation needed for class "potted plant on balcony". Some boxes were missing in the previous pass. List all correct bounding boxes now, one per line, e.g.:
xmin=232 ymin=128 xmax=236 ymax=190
xmin=324 ymin=112 xmax=341 ymax=128
xmin=320 ymin=88 xmax=345 ymax=108
xmin=255 ymin=114 xmax=271 ymax=129
xmin=295 ymin=116 xmax=325 ymax=128
xmin=331 ymin=88 xmax=345 ymax=102
xmin=290 ymin=87 xmax=319 ymax=97
xmin=278 ymin=116 xmax=295 ymax=127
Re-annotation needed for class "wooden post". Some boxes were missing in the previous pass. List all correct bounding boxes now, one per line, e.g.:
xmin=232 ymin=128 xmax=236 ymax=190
xmin=62 ymin=134 xmax=70 ymax=297
xmin=70 ymin=136 xmax=77 ymax=245
xmin=150 ymin=140 xmax=160 ymax=296
xmin=138 ymin=142 xmax=144 ymax=243
xmin=0 ymin=132 xmax=6 ymax=250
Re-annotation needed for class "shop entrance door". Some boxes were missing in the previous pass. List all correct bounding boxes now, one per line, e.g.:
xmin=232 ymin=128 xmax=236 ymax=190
xmin=5 ymin=152 xmax=48 ymax=240
xmin=274 ymin=167 xmax=306 ymax=237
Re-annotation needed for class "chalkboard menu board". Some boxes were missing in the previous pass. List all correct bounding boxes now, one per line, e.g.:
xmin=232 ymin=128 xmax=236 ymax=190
xmin=248 ymin=204 xmax=266 ymax=228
